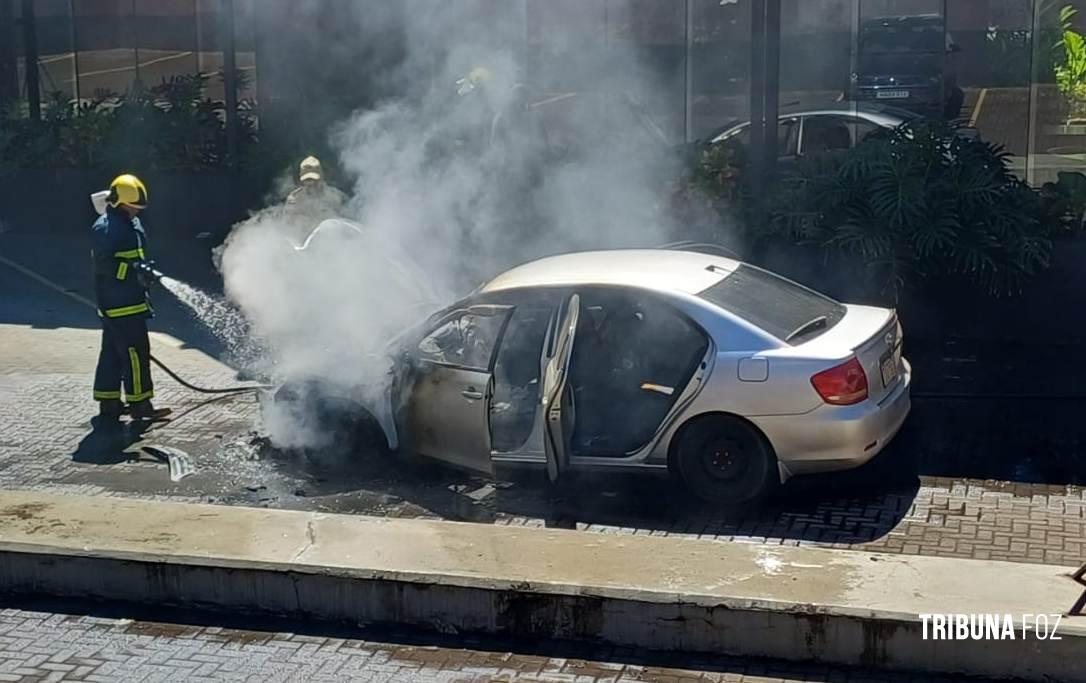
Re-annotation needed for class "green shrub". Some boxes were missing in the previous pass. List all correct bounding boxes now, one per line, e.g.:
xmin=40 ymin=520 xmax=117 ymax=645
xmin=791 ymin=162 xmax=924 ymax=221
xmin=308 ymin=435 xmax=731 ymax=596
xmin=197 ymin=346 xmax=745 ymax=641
xmin=1042 ymin=170 xmax=1086 ymax=232
xmin=764 ymin=121 xmax=1055 ymax=299
xmin=0 ymin=72 xmax=257 ymax=174
xmin=1055 ymin=5 xmax=1086 ymax=121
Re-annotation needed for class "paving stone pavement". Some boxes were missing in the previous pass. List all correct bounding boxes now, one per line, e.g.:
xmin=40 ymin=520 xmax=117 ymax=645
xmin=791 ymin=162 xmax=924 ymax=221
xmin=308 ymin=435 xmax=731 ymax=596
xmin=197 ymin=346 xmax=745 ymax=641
xmin=0 ymin=254 xmax=1084 ymax=569
xmin=0 ymin=607 xmax=1001 ymax=683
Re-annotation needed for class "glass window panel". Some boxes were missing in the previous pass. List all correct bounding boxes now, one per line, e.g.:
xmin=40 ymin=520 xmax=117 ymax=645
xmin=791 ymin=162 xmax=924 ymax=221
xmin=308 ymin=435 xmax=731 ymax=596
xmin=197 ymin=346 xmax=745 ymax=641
xmin=1029 ymin=0 xmax=1086 ymax=185
xmin=34 ymin=0 xmax=77 ymax=103
xmin=131 ymin=0 xmax=198 ymax=88
xmin=854 ymin=1 xmax=952 ymax=120
xmin=72 ymin=0 xmax=137 ymax=97
xmin=0 ymin=1 xmax=20 ymax=108
xmin=779 ymin=0 xmax=852 ymax=112
xmin=689 ymin=0 xmax=751 ymax=141
xmin=233 ymin=0 xmax=258 ymax=105
xmin=606 ymin=0 xmax=686 ymax=144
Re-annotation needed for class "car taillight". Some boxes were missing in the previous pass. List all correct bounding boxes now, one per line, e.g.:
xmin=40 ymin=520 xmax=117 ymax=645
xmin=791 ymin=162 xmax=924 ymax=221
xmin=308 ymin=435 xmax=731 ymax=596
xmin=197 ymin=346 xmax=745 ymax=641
xmin=811 ymin=357 xmax=868 ymax=405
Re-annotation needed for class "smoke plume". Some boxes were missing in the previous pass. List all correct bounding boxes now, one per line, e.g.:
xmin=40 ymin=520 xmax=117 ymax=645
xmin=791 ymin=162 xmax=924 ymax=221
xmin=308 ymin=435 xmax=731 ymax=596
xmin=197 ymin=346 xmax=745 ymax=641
xmin=217 ymin=0 xmax=687 ymax=449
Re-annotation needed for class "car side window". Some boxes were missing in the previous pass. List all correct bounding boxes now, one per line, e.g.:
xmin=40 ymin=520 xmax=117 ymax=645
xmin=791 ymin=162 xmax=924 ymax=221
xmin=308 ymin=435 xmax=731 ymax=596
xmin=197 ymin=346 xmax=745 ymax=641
xmin=778 ymin=117 xmax=799 ymax=156
xmin=721 ymin=119 xmax=797 ymax=156
xmin=849 ymin=118 xmax=881 ymax=144
xmin=801 ymin=116 xmax=852 ymax=154
xmin=417 ymin=311 xmax=507 ymax=371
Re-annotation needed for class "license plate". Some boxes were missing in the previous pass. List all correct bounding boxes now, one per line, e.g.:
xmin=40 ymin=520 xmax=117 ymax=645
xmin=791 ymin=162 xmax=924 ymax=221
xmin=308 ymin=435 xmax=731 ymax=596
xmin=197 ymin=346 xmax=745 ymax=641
xmin=880 ymin=351 xmax=898 ymax=387
xmin=877 ymin=90 xmax=909 ymax=99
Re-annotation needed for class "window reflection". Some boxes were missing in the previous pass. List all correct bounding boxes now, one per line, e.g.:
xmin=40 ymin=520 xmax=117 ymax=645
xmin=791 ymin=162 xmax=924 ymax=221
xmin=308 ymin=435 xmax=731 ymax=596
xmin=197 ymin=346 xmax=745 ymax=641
xmin=689 ymin=0 xmax=751 ymax=141
xmin=1029 ymin=0 xmax=1086 ymax=185
xmin=71 ymin=0 xmax=137 ymax=97
xmin=35 ymin=0 xmax=77 ymax=102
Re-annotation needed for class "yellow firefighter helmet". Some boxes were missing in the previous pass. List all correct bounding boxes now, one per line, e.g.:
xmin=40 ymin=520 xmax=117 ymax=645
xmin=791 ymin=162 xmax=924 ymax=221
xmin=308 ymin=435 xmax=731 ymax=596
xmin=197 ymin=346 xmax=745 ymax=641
xmin=106 ymin=174 xmax=149 ymax=209
xmin=299 ymin=156 xmax=323 ymax=183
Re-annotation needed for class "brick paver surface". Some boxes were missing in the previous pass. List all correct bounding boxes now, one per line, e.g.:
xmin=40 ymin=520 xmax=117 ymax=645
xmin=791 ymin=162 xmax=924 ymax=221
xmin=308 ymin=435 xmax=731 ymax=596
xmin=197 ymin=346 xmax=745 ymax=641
xmin=0 ymin=248 xmax=1084 ymax=569
xmin=0 ymin=607 xmax=999 ymax=682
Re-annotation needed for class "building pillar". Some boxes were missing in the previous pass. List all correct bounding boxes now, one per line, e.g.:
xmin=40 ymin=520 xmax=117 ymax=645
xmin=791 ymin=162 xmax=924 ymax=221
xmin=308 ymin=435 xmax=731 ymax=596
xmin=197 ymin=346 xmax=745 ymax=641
xmin=0 ymin=0 xmax=17 ymax=108
xmin=749 ymin=0 xmax=781 ymax=224
xmin=20 ymin=0 xmax=39 ymax=119
xmin=221 ymin=0 xmax=238 ymax=165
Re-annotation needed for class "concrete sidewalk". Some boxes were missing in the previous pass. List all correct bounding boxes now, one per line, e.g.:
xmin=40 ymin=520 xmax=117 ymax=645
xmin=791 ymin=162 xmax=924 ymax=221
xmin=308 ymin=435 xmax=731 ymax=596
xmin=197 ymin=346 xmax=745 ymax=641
xmin=0 ymin=491 xmax=1081 ymax=681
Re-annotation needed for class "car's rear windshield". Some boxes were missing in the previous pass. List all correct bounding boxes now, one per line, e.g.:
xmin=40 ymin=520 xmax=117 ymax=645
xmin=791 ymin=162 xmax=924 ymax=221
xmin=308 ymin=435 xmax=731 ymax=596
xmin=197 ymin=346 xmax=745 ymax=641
xmin=697 ymin=265 xmax=846 ymax=344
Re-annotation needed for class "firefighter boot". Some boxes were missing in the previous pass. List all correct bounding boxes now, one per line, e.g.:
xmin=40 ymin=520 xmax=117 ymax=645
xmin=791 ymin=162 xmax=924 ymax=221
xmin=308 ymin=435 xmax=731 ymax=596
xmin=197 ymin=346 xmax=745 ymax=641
xmin=94 ymin=399 xmax=125 ymax=431
xmin=129 ymin=401 xmax=172 ymax=422
xmin=97 ymin=399 xmax=125 ymax=420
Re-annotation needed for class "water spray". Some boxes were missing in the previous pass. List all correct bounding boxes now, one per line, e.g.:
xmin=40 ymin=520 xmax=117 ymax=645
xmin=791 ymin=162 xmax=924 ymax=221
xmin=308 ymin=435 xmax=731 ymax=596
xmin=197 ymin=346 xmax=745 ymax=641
xmin=127 ymin=262 xmax=274 ymax=396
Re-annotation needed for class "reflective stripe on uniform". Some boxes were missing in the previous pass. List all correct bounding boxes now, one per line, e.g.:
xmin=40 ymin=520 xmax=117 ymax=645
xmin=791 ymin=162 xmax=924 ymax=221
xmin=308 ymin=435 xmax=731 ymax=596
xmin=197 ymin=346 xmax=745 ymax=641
xmin=128 ymin=347 xmax=142 ymax=399
xmin=126 ymin=390 xmax=154 ymax=403
xmin=114 ymin=248 xmax=145 ymax=259
xmin=93 ymin=390 xmax=121 ymax=400
xmin=101 ymin=303 xmax=149 ymax=318
xmin=116 ymin=262 xmax=128 ymax=280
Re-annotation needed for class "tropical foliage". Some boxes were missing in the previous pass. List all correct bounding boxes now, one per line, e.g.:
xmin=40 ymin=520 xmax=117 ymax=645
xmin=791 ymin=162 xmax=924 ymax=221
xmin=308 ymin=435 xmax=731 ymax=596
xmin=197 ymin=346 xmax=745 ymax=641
xmin=674 ymin=121 xmax=1062 ymax=300
xmin=765 ymin=122 xmax=1054 ymax=299
xmin=0 ymin=72 xmax=257 ymax=174
xmin=1055 ymin=4 xmax=1086 ymax=121
xmin=1042 ymin=170 xmax=1086 ymax=232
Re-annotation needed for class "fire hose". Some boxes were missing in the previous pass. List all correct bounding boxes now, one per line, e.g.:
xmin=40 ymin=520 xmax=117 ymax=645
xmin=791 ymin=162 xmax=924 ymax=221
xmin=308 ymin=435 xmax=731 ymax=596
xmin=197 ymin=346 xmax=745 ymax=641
xmin=148 ymin=354 xmax=271 ymax=395
xmin=128 ymin=261 xmax=274 ymax=396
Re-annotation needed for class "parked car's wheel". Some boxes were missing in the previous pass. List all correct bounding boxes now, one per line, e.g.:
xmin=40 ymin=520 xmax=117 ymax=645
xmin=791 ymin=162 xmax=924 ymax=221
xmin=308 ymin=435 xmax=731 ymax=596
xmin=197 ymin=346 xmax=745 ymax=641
xmin=673 ymin=415 xmax=776 ymax=505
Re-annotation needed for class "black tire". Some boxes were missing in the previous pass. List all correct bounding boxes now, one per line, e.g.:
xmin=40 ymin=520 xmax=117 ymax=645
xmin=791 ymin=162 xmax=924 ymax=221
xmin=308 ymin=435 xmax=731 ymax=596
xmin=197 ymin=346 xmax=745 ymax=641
xmin=673 ymin=415 xmax=777 ymax=505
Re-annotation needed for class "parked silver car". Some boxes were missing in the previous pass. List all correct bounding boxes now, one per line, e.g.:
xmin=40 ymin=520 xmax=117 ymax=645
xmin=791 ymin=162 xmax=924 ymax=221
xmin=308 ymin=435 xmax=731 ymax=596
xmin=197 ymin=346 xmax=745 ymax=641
xmin=304 ymin=249 xmax=911 ymax=504
xmin=710 ymin=104 xmax=914 ymax=157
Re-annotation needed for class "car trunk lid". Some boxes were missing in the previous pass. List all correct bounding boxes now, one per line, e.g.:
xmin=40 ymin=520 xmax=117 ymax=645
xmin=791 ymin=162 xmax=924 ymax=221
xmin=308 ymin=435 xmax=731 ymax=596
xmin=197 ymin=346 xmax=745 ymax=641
xmin=797 ymin=304 xmax=902 ymax=404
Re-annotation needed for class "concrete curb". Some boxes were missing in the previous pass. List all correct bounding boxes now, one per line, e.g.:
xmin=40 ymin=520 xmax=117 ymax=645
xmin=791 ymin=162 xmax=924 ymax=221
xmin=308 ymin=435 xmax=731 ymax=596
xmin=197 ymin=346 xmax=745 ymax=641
xmin=0 ymin=491 xmax=1082 ymax=681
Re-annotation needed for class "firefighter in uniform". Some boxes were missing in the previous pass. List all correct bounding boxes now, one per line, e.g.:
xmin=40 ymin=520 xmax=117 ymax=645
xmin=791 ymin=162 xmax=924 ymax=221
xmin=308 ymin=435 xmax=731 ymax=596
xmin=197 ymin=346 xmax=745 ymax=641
xmin=284 ymin=156 xmax=348 ymax=243
xmin=287 ymin=156 xmax=346 ymax=211
xmin=91 ymin=174 xmax=171 ymax=423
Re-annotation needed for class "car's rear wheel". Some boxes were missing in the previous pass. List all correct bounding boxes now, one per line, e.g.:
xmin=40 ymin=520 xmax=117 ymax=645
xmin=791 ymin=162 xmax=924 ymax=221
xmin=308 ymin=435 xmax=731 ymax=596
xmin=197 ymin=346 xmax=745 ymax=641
xmin=673 ymin=415 xmax=776 ymax=505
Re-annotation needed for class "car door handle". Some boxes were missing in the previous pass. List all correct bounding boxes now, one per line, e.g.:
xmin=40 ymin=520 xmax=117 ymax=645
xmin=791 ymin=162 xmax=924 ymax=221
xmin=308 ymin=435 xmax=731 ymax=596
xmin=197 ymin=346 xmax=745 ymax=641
xmin=461 ymin=388 xmax=484 ymax=400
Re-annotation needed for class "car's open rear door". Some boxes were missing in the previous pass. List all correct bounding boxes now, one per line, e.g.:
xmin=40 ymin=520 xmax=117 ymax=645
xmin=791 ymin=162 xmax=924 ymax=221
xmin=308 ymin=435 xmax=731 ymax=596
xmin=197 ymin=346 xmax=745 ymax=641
xmin=542 ymin=293 xmax=580 ymax=483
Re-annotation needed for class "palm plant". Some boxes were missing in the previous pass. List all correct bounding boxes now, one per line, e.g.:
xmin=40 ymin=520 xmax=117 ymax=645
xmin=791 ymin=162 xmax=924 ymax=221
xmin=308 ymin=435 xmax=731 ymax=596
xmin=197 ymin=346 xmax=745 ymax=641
xmin=766 ymin=122 xmax=1055 ymax=300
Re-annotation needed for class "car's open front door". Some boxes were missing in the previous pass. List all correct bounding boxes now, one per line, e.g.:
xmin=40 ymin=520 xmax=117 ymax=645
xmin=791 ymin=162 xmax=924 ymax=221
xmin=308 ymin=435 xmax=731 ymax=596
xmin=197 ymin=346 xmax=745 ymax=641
xmin=404 ymin=304 xmax=513 ymax=476
xmin=542 ymin=293 xmax=580 ymax=483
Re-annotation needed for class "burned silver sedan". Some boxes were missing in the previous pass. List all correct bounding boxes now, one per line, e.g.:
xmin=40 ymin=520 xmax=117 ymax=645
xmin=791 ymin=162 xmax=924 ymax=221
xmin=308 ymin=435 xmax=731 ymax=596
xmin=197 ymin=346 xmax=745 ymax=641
xmin=310 ymin=249 xmax=911 ymax=504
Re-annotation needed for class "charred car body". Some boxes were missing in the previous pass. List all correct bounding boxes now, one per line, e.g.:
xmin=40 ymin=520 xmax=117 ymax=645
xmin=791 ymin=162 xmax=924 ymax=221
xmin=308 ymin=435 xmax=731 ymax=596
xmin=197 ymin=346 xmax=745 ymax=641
xmin=279 ymin=250 xmax=911 ymax=504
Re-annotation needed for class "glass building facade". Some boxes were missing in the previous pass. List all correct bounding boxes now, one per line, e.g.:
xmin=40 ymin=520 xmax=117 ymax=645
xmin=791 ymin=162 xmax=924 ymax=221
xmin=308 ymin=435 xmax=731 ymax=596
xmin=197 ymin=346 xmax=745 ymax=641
xmin=0 ymin=0 xmax=256 ymax=114
xmin=2 ymin=0 xmax=1084 ymax=186
xmin=521 ymin=0 xmax=1086 ymax=186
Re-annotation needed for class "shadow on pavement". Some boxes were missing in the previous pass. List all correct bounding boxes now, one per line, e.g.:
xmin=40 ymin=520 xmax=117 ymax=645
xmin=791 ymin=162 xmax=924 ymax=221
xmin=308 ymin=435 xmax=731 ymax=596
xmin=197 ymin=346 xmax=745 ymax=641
xmin=245 ymin=436 xmax=919 ymax=547
xmin=71 ymin=419 xmax=153 ymax=465
xmin=0 ymin=232 xmax=232 ymax=363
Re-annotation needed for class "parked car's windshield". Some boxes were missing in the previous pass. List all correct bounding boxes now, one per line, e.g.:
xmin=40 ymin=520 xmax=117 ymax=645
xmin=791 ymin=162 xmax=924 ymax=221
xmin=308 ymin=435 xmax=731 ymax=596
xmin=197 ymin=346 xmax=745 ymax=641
xmin=697 ymin=265 xmax=846 ymax=344
xmin=860 ymin=22 xmax=946 ymax=54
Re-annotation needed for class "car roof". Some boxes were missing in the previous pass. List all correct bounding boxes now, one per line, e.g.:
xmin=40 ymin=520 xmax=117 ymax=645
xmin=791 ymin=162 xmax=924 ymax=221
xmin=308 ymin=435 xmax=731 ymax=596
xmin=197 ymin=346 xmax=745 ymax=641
xmin=708 ymin=104 xmax=911 ymax=143
xmin=783 ymin=107 xmax=910 ymax=128
xmin=479 ymin=249 xmax=740 ymax=297
xmin=862 ymin=13 xmax=943 ymax=27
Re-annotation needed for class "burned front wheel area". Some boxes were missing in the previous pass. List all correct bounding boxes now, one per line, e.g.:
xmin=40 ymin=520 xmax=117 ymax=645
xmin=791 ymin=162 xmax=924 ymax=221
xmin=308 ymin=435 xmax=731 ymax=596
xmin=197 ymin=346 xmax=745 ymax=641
xmin=264 ymin=381 xmax=388 ymax=470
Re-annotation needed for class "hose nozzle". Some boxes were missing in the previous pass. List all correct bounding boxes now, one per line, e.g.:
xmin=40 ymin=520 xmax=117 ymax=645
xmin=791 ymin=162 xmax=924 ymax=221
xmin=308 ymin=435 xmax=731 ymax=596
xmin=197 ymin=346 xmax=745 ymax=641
xmin=132 ymin=260 xmax=165 ymax=282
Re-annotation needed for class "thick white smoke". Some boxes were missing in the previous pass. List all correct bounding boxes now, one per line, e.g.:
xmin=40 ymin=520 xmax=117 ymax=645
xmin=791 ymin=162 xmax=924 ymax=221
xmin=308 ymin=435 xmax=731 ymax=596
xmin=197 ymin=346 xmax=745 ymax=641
xmin=217 ymin=1 xmax=687 ymax=449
